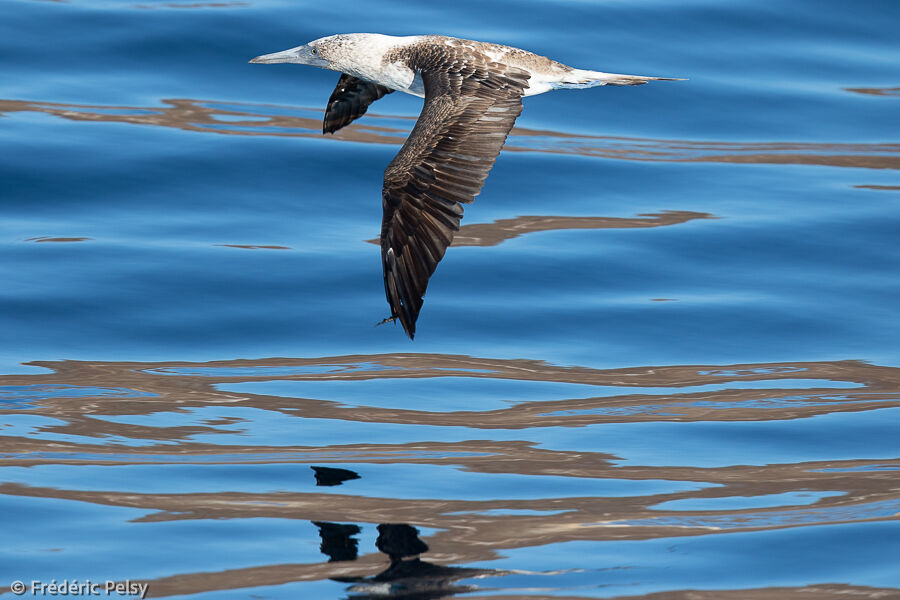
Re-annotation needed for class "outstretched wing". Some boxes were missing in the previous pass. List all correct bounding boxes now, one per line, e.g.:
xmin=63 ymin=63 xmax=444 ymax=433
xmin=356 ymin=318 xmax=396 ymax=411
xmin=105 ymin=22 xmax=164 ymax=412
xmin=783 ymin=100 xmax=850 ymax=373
xmin=380 ymin=46 xmax=529 ymax=338
xmin=324 ymin=73 xmax=393 ymax=134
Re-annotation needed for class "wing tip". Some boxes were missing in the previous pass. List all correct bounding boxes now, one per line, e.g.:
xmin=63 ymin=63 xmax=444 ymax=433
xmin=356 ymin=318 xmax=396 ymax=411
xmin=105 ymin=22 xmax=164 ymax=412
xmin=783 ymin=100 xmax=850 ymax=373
xmin=396 ymin=305 xmax=418 ymax=340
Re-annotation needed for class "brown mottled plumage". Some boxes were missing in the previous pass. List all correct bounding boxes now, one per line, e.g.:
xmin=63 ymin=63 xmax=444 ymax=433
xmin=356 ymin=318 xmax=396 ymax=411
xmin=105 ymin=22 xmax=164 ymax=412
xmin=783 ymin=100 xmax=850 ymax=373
xmin=377 ymin=44 xmax=529 ymax=337
xmin=250 ymin=34 xmax=683 ymax=338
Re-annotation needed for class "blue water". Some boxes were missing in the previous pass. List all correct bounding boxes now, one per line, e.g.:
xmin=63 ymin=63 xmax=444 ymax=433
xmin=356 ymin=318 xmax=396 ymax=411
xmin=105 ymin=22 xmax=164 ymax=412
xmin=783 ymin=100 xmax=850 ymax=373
xmin=1 ymin=0 xmax=899 ymax=598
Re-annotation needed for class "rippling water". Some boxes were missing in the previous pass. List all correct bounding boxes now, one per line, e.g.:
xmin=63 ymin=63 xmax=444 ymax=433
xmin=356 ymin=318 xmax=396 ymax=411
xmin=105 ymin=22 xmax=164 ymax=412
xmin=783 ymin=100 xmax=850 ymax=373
xmin=2 ymin=0 xmax=899 ymax=598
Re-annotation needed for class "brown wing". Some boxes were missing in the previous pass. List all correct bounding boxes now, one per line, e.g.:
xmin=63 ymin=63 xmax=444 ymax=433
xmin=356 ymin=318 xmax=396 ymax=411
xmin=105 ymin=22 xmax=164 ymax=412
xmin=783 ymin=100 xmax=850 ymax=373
xmin=380 ymin=47 xmax=530 ymax=338
xmin=323 ymin=73 xmax=393 ymax=134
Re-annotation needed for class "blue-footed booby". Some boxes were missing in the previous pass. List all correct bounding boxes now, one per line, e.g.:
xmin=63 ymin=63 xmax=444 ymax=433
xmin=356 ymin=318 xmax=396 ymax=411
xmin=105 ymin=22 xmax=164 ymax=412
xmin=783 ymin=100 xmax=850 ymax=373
xmin=250 ymin=33 xmax=682 ymax=339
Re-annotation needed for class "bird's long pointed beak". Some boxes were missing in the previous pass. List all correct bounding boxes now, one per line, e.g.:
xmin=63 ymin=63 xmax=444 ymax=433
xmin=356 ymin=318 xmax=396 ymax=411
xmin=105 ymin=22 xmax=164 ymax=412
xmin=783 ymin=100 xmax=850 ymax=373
xmin=249 ymin=45 xmax=307 ymax=64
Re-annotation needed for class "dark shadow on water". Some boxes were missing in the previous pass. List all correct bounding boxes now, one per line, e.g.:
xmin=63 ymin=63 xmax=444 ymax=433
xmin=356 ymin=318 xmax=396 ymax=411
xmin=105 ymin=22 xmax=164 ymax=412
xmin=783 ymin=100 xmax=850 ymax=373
xmin=314 ymin=521 xmax=362 ymax=563
xmin=312 ymin=466 xmax=362 ymax=487
xmin=312 ymin=466 xmax=493 ymax=599
xmin=333 ymin=523 xmax=492 ymax=600
xmin=316 ymin=516 xmax=492 ymax=600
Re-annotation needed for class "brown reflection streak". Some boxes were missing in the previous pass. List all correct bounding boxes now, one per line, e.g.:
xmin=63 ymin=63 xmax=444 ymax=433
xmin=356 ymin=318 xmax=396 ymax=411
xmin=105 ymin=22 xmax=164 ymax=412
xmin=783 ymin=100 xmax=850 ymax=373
xmin=25 ymin=236 xmax=91 ymax=243
xmin=1 ymin=459 xmax=899 ymax=599
xmin=2 ymin=354 xmax=900 ymax=596
xmin=845 ymin=87 xmax=900 ymax=97
xmin=453 ymin=210 xmax=713 ymax=246
xmin=2 ymin=98 xmax=898 ymax=169
xmin=365 ymin=211 xmax=715 ymax=247
xmin=216 ymin=244 xmax=291 ymax=250
xmin=2 ymin=356 xmax=899 ymax=436
xmin=2 ymin=358 xmax=899 ymax=510
xmin=133 ymin=2 xmax=248 ymax=7
xmin=855 ymin=185 xmax=900 ymax=191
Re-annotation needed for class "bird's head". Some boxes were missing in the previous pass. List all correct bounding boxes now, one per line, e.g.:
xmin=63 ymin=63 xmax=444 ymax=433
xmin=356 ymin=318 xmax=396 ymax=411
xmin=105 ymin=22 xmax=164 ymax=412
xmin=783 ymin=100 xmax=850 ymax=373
xmin=250 ymin=34 xmax=377 ymax=72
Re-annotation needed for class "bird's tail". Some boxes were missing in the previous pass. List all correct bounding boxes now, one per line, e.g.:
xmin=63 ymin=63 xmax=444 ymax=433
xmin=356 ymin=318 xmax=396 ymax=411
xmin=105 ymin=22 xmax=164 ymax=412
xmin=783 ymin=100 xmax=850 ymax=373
xmin=557 ymin=68 xmax=686 ymax=88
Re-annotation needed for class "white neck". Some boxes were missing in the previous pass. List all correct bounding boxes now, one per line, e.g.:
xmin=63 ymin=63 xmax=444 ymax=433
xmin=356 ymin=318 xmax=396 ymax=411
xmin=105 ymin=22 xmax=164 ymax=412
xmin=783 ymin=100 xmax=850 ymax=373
xmin=327 ymin=34 xmax=422 ymax=95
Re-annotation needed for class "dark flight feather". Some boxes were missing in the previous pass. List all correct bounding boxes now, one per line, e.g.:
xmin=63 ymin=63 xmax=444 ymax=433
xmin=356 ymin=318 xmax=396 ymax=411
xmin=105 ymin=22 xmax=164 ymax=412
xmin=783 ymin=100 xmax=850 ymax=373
xmin=324 ymin=73 xmax=393 ymax=134
xmin=379 ymin=45 xmax=530 ymax=338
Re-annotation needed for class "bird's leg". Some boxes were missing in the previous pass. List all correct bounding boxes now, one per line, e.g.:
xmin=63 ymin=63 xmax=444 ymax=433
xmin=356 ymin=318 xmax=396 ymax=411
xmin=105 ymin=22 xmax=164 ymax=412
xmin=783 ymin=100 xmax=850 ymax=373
xmin=375 ymin=315 xmax=397 ymax=328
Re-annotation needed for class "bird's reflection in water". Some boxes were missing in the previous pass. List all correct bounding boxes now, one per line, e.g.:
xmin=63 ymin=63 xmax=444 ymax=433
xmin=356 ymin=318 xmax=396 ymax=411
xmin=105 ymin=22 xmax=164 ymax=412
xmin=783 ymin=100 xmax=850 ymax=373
xmin=312 ymin=465 xmax=362 ymax=487
xmin=314 ymin=521 xmax=362 ymax=563
xmin=309 ymin=466 xmax=494 ymax=599
xmin=326 ymin=523 xmax=490 ymax=599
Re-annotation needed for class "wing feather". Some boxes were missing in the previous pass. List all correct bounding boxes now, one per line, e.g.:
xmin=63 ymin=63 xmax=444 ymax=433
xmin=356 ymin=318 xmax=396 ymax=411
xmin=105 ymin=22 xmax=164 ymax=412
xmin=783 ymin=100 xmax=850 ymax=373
xmin=379 ymin=45 xmax=529 ymax=338
xmin=324 ymin=74 xmax=393 ymax=134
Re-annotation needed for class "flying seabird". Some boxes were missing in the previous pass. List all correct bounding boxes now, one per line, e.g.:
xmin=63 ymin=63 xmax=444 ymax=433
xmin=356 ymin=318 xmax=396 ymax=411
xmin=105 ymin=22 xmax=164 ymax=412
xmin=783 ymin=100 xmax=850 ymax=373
xmin=250 ymin=34 xmax=682 ymax=338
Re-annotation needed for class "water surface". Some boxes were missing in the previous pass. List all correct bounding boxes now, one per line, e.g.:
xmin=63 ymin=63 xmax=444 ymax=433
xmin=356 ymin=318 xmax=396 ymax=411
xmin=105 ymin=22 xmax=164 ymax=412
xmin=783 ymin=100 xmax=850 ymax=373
xmin=1 ymin=0 xmax=899 ymax=598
